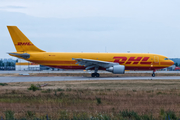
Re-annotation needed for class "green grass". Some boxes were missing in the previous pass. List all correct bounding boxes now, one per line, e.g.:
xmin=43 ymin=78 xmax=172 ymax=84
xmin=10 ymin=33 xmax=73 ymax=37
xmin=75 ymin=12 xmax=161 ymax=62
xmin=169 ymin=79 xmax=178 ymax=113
xmin=28 ymin=84 xmax=41 ymax=91
xmin=0 ymin=83 xmax=8 ymax=86
xmin=0 ymin=109 xmax=174 ymax=120
xmin=2 ymin=80 xmax=180 ymax=119
xmin=57 ymin=88 xmax=64 ymax=91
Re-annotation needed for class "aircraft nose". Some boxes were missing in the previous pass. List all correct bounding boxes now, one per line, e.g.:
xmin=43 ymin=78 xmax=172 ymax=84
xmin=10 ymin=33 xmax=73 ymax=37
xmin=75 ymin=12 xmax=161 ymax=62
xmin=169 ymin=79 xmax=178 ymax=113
xmin=170 ymin=60 xmax=174 ymax=65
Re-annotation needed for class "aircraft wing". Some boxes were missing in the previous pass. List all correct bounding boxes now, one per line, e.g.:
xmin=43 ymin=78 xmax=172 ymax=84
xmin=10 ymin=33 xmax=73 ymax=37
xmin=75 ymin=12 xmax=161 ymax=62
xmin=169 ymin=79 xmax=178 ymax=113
xmin=72 ymin=58 xmax=119 ymax=70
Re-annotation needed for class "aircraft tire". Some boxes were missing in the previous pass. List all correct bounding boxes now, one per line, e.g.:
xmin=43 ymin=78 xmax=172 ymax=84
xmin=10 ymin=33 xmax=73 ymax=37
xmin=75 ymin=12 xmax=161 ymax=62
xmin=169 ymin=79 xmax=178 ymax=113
xmin=95 ymin=73 xmax=100 ymax=77
xmin=152 ymin=73 xmax=155 ymax=77
xmin=91 ymin=73 xmax=96 ymax=77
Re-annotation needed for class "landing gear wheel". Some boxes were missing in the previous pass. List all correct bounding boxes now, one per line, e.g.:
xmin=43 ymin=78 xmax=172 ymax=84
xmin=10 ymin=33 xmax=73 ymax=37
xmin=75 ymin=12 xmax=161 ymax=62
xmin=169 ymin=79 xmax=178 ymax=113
xmin=152 ymin=73 xmax=155 ymax=77
xmin=95 ymin=73 xmax=100 ymax=77
xmin=91 ymin=73 xmax=100 ymax=77
xmin=91 ymin=73 xmax=96 ymax=77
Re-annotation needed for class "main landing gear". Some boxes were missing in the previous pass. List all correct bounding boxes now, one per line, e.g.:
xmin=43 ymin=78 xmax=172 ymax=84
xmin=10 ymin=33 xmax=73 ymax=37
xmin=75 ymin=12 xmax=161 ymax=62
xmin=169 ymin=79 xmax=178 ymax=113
xmin=152 ymin=70 xmax=156 ymax=77
xmin=91 ymin=73 xmax=100 ymax=77
xmin=91 ymin=66 xmax=100 ymax=77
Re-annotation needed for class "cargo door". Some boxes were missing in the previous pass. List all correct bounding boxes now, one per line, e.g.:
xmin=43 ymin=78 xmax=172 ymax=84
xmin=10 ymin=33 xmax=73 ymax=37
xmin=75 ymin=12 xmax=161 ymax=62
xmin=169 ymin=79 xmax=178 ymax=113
xmin=154 ymin=56 xmax=159 ymax=65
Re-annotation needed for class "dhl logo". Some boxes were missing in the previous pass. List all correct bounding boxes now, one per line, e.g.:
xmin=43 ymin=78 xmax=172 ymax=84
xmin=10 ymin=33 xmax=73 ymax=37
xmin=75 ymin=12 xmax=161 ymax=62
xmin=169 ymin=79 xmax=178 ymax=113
xmin=15 ymin=42 xmax=33 ymax=46
xmin=113 ymin=57 xmax=151 ymax=65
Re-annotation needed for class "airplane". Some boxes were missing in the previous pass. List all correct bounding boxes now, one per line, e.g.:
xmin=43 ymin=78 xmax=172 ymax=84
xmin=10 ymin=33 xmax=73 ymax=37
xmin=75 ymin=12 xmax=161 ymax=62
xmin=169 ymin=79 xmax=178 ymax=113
xmin=7 ymin=26 xmax=174 ymax=77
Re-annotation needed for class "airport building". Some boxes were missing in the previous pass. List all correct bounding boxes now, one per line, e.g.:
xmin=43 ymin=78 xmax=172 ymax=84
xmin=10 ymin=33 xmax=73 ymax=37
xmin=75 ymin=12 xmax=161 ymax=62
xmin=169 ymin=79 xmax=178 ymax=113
xmin=16 ymin=62 xmax=40 ymax=71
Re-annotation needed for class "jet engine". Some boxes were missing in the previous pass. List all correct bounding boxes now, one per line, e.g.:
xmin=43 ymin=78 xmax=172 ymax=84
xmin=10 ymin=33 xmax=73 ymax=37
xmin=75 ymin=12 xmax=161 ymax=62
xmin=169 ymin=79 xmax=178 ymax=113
xmin=106 ymin=65 xmax=125 ymax=74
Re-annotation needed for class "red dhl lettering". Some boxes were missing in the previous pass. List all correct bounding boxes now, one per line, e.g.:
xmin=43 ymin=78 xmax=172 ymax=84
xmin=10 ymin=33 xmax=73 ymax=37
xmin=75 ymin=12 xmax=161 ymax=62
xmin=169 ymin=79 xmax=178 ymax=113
xmin=113 ymin=57 xmax=151 ymax=65
xmin=16 ymin=42 xmax=33 ymax=46
xmin=113 ymin=57 xmax=127 ymax=64
xmin=128 ymin=57 xmax=142 ymax=64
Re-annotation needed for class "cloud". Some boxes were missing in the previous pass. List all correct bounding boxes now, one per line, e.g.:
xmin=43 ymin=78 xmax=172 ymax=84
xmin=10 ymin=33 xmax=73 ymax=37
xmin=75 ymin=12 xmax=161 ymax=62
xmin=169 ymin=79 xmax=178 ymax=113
xmin=0 ymin=0 xmax=180 ymax=29
xmin=0 ymin=10 xmax=180 ymax=58
xmin=0 ymin=0 xmax=180 ymax=58
xmin=0 ymin=6 xmax=26 ymax=9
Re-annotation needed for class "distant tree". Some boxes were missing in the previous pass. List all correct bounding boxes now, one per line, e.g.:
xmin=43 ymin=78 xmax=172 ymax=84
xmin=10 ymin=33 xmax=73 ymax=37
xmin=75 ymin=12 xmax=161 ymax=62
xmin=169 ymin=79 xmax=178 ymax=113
xmin=6 ymin=62 xmax=10 ymax=66
xmin=6 ymin=62 xmax=15 ymax=67
xmin=0 ymin=59 xmax=2 ymax=67
xmin=12 ymin=62 xmax=15 ymax=67
xmin=1 ymin=62 xmax=4 ymax=67
xmin=175 ymin=62 xmax=178 ymax=67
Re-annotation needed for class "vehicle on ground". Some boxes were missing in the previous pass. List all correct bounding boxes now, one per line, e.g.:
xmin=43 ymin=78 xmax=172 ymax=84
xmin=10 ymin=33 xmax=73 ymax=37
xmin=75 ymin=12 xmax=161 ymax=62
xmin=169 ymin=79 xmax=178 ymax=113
xmin=175 ymin=67 xmax=180 ymax=71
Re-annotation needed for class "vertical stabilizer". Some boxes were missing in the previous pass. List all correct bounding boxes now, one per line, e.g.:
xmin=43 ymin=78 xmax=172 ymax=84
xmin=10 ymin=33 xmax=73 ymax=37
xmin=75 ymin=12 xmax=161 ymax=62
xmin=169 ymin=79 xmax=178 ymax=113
xmin=7 ymin=26 xmax=45 ymax=52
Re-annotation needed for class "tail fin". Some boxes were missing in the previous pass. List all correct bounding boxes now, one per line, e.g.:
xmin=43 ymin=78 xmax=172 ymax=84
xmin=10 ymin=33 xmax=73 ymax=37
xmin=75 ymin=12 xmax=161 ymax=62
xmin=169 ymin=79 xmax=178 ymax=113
xmin=7 ymin=26 xmax=45 ymax=52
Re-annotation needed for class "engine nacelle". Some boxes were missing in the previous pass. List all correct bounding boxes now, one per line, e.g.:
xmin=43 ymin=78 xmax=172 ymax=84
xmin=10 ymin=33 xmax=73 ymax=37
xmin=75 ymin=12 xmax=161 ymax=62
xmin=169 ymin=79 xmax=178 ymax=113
xmin=106 ymin=65 xmax=125 ymax=74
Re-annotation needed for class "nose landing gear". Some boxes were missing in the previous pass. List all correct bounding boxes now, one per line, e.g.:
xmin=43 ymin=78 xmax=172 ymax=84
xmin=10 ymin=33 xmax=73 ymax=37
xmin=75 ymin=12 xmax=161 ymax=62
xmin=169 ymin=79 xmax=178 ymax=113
xmin=152 ymin=70 xmax=156 ymax=77
xmin=152 ymin=72 xmax=155 ymax=77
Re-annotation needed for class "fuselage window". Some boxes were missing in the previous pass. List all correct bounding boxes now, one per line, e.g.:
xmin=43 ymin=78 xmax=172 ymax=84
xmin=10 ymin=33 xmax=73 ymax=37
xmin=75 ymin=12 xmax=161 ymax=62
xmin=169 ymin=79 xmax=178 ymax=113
xmin=164 ymin=58 xmax=169 ymax=60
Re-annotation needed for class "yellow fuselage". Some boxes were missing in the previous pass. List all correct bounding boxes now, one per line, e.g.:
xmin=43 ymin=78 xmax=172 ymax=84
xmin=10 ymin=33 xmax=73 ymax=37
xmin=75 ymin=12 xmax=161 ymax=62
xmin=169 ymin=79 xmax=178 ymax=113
xmin=11 ymin=52 xmax=174 ymax=71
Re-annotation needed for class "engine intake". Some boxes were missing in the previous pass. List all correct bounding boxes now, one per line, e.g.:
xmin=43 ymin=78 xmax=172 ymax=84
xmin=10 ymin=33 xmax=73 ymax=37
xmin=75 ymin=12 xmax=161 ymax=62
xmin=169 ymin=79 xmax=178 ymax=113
xmin=106 ymin=65 xmax=125 ymax=74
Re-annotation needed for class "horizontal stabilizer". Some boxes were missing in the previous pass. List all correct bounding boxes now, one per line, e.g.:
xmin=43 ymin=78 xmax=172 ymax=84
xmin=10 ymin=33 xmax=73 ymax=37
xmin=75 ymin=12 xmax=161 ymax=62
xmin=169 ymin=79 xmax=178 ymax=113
xmin=8 ymin=53 xmax=30 ymax=59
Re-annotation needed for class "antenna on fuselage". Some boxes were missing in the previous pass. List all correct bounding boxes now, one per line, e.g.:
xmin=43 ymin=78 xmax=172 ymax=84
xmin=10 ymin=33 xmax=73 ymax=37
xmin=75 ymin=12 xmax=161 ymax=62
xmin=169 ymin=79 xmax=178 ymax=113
xmin=105 ymin=46 xmax=107 ymax=53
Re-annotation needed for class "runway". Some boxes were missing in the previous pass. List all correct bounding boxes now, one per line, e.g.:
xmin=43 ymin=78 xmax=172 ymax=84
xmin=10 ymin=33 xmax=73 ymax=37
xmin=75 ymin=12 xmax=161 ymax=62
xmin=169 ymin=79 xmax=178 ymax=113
xmin=1 ymin=76 xmax=180 ymax=83
xmin=0 ymin=70 xmax=180 ymax=74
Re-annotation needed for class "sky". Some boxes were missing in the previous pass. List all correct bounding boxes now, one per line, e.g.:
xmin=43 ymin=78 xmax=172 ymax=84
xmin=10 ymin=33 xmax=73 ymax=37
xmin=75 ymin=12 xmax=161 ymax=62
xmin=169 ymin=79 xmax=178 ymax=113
xmin=0 ymin=0 xmax=180 ymax=58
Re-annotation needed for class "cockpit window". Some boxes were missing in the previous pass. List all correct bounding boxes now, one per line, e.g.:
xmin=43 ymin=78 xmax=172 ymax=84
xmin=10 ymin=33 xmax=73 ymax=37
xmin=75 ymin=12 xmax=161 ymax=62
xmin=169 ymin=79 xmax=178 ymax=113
xmin=164 ymin=58 xmax=169 ymax=60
